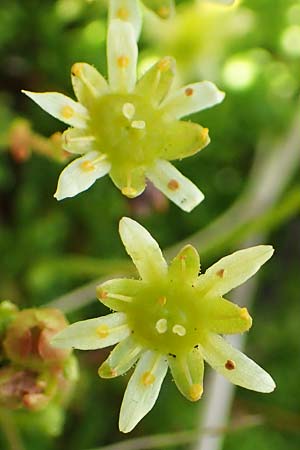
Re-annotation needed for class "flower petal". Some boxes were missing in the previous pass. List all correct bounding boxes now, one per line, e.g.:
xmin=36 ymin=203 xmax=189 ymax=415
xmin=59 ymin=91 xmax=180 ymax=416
xmin=143 ymin=0 xmax=175 ymax=19
xmin=197 ymin=246 xmax=274 ymax=297
xmin=205 ymin=297 xmax=252 ymax=334
xmin=168 ymin=245 xmax=200 ymax=285
xmin=159 ymin=81 xmax=225 ymax=119
xmin=98 ymin=335 xmax=143 ymax=378
xmin=119 ymin=350 xmax=168 ymax=433
xmin=51 ymin=312 xmax=130 ymax=350
xmin=200 ymin=333 xmax=275 ymax=393
xmin=135 ymin=57 xmax=176 ymax=106
xmin=109 ymin=165 xmax=146 ymax=198
xmin=62 ymin=128 xmax=97 ymax=155
xmin=54 ymin=151 xmax=111 ymax=200
xmin=107 ymin=19 xmax=138 ymax=93
xmin=168 ymin=348 xmax=204 ymax=401
xmin=71 ymin=63 xmax=108 ymax=107
xmin=97 ymin=278 xmax=143 ymax=312
xmin=22 ymin=90 xmax=89 ymax=128
xmin=119 ymin=217 xmax=168 ymax=281
xmin=160 ymin=120 xmax=210 ymax=160
xmin=108 ymin=0 xmax=142 ymax=39
xmin=212 ymin=0 xmax=235 ymax=4
xmin=146 ymin=159 xmax=204 ymax=212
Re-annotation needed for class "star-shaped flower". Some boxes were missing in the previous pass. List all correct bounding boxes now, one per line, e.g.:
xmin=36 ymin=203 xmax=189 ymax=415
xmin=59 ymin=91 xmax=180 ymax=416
xmin=53 ymin=217 xmax=275 ymax=433
xmin=23 ymin=17 xmax=224 ymax=211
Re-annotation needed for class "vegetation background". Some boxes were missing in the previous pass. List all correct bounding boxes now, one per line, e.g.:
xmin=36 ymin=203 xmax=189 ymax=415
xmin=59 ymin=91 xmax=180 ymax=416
xmin=0 ymin=0 xmax=300 ymax=449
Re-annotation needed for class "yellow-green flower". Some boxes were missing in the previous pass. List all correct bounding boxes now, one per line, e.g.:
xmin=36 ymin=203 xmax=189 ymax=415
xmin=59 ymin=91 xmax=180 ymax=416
xmin=53 ymin=217 xmax=275 ymax=433
xmin=23 ymin=17 xmax=224 ymax=211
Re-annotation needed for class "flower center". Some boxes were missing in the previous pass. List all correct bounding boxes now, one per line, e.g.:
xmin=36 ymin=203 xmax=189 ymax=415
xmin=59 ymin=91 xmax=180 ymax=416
xmin=126 ymin=280 xmax=207 ymax=356
xmin=87 ymin=94 xmax=167 ymax=169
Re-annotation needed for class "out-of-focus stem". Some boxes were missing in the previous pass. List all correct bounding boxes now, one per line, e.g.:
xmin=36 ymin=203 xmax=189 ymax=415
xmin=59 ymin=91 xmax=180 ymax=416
xmin=87 ymin=417 xmax=262 ymax=450
xmin=193 ymin=104 xmax=300 ymax=450
xmin=0 ymin=409 xmax=26 ymax=450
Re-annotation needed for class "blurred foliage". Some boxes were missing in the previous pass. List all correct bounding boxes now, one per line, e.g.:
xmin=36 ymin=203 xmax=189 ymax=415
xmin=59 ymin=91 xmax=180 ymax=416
xmin=0 ymin=0 xmax=299 ymax=449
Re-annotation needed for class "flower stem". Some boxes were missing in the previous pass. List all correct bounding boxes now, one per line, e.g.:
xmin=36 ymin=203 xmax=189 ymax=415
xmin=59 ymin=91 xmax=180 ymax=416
xmin=0 ymin=409 xmax=26 ymax=450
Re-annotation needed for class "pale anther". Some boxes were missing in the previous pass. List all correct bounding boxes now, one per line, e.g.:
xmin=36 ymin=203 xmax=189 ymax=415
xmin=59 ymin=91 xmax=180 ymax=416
xmin=141 ymin=371 xmax=155 ymax=386
xmin=81 ymin=161 xmax=95 ymax=172
xmin=116 ymin=7 xmax=129 ymax=20
xmin=122 ymin=103 xmax=135 ymax=120
xmin=240 ymin=307 xmax=251 ymax=321
xmin=155 ymin=318 xmax=168 ymax=334
xmin=61 ymin=105 xmax=74 ymax=119
xmin=96 ymin=324 xmax=109 ymax=338
xmin=131 ymin=120 xmax=146 ymax=130
xmin=189 ymin=384 xmax=203 ymax=401
xmin=121 ymin=186 xmax=137 ymax=197
xmin=117 ymin=56 xmax=129 ymax=68
xmin=172 ymin=324 xmax=186 ymax=336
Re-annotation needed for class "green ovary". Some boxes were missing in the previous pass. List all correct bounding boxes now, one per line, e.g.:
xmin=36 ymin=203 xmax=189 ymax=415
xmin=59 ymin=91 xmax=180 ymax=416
xmin=126 ymin=280 xmax=208 ymax=356
xmin=88 ymin=94 xmax=167 ymax=169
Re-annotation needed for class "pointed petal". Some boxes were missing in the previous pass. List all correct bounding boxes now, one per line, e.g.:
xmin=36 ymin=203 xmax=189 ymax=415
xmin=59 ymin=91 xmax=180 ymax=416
xmin=62 ymin=128 xmax=97 ymax=154
xmin=197 ymin=246 xmax=274 ymax=297
xmin=97 ymin=278 xmax=143 ymax=312
xmin=205 ymin=297 xmax=252 ymax=334
xmin=119 ymin=217 xmax=168 ymax=281
xmin=107 ymin=19 xmax=137 ymax=93
xmin=98 ymin=335 xmax=143 ymax=378
xmin=71 ymin=63 xmax=108 ymax=107
xmin=108 ymin=0 xmax=142 ymax=39
xmin=168 ymin=348 xmax=204 ymax=401
xmin=160 ymin=81 xmax=225 ymax=119
xmin=200 ymin=334 xmax=275 ymax=393
xmin=143 ymin=0 xmax=175 ymax=19
xmin=135 ymin=57 xmax=176 ymax=106
xmin=119 ymin=350 xmax=168 ymax=433
xmin=22 ymin=90 xmax=88 ymax=128
xmin=109 ymin=165 xmax=146 ymax=198
xmin=146 ymin=159 xmax=204 ymax=212
xmin=54 ymin=151 xmax=111 ymax=200
xmin=161 ymin=121 xmax=210 ymax=161
xmin=51 ymin=312 xmax=130 ymax=350
xmin=168 ymin=245 xmax=200 ymax=285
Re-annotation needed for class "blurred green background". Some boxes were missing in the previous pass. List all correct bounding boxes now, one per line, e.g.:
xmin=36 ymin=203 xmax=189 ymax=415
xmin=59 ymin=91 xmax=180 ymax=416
xmin=0 ymin=0 xmax=300 ymax=449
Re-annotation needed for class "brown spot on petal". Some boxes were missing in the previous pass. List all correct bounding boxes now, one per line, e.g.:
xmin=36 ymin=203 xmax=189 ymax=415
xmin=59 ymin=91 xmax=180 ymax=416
xmin=225 ymin=359 xmax=236 ymax=370
xmin=185 ymin=87 xmax=194 ymax=97
xmin=216 ymin=269 xmax=225 ymax=278
xmin=168 ymin=179 xmax=180 ymax=191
